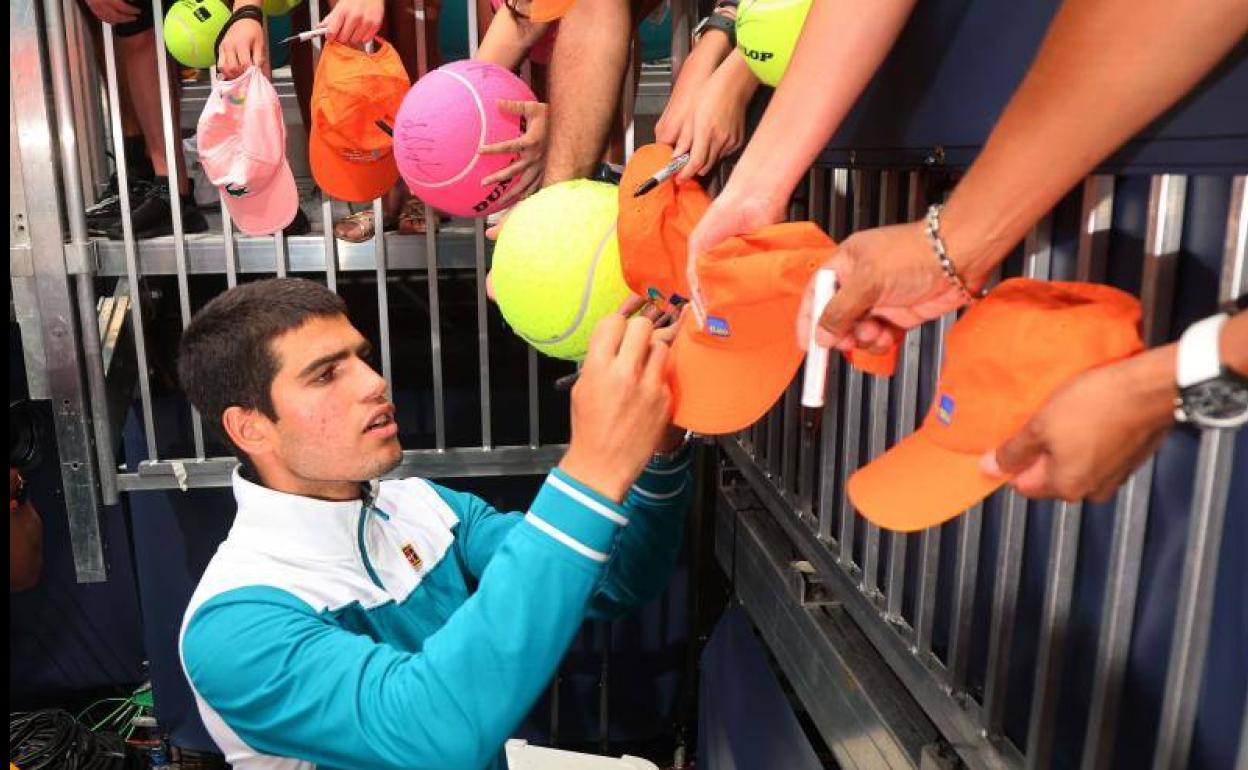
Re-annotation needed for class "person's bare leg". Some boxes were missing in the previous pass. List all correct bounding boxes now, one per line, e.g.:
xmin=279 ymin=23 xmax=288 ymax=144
xmin=604 ymin=35 xmax=641 ymax=164
xmin=118 ymin=31 xmax=189 ymax=195
xmin=542 ymin=0 xmax=631 ymax=184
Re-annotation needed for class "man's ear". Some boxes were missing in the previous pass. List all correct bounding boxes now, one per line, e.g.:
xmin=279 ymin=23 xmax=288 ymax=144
xmin=222 ymin=405 xmax=275 ymax=459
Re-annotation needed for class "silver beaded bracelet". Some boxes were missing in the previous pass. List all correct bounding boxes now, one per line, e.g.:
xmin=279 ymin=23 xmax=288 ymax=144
xmin=924 ymin=204 xmax=986 ymax=302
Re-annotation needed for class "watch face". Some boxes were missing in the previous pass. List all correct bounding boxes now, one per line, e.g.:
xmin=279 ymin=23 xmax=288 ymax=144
xmin=1186 ymin=379 xmax=1248 ymax=424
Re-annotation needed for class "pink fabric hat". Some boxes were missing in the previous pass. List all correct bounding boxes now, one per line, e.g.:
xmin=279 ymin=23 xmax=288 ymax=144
xmin=197 ymin=67 xmax=299 ymax=236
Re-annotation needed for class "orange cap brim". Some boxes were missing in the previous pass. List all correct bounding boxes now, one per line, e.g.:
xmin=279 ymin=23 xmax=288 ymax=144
xmin=669 ymin=306 xmax=805 ymax=436
xmin=529 ymin=0 xmax=576 ymax=21
xmin=309 ymin=129 xmax=400 ymax=204
xmin=846 ymin=429 xmax=1008 ymax=532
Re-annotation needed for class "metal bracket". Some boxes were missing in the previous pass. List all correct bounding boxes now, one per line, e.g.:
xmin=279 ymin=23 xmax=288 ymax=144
xmin=64 ymin=240 xmax=98 ymax=275
xmin=788 ymin=560 xmax=838 ymax=609
xmin=10 ymin=245 xmax=35 ymax=276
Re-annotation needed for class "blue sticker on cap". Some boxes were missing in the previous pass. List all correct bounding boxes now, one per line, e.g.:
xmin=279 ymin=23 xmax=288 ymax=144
xmin=937 ymin=394 xmax=955 ymax=425
xmin=647 ymin=287 xmax=663 ymax=301
xmin=707 ymin=316 xmax=731 ymax=337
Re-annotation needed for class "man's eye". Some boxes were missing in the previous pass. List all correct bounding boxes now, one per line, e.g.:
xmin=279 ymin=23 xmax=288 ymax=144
xmin=315 ymin=366 xmax=336 ymax=384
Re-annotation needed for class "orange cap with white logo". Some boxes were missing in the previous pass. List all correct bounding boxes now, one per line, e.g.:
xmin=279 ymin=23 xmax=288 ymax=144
xmin=847 ymin=278 xmax=1144 ymax=532
xmin=309 ymin=39 xmax=411 ymax=203
xmin=668 ymin=222 xmax=834 ymax=435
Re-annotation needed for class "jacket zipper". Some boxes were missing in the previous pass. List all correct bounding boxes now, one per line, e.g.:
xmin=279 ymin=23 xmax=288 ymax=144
xmin=357 ymin=493 xmax=387 ymax=591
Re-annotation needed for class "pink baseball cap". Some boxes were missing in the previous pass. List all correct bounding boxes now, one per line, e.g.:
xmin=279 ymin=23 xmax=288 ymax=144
xmin=196 ymin=67 xmax=299 ymax=236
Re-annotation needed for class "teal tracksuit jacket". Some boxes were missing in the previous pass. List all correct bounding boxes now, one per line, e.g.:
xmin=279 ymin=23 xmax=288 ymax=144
xmin=178 ymin=453 xmax=692 ymax=770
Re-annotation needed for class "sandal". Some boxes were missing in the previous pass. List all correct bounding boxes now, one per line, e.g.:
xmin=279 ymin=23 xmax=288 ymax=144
xmin=397 ymin=197 xmax=434 ymax=235
xmin=333 ymin=208 xmax=395 ymax=243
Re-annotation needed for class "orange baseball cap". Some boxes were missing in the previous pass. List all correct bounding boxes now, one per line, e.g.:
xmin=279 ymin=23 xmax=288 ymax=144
xmin=621 ymin=143 xmax=898 ymax=376
xmin=847 ymin=278 xmax=1145 ymax=532
xmin=618 ymin=143 xmax=710 ymax=308
xmin=668 ymin=222 xmax=834 ymax=434
xmin=529 ymin=0 xmax=576 ymax=21
xmin=309 ymin=40 xmax=410 ymax=204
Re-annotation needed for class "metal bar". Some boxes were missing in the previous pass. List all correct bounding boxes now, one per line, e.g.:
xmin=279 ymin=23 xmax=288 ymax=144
xmin=836 ymin=169 xmax=875 ymax=567
xmin=475 ymin=221 xmax=492 ymax=448
xmin=466 ymin=0 xmax=479 ymax=56
xmin=208 ymin=68 xmax=239 ymax=289
xmin=149 ymin=0 xmax=205 ymax=456
xmin=1077 ymin=176 xmax=1115 ymax=283
xmin=528 ymin=349 xmax=540 ymax=448
xmin=1081 ymin=174 xmax=1187 ymax=770
xmin=102 ymin=26 xmax=158 ymax=460
xmin=1151 ymin=428 xmax=1237 ymax=770
xmin=816 ymin=356 xmax=842 ymax=543
xmin=273 ymin=228 xmax=288 ymax=278
xmin=781 ymin=384 xmax=799 ymax=497
xmin=862 ymin=171 xmax=900 ymax=598
xmin=670 ymin=0 xmax=694 ymax=81
xmin=862 ymin=373 xmax=888 ymax=596
xmin=307 ymin=0 xmax=337 ymax=292
xmin=426 ymin=212 xmax=447 ymax=450
xmin=91 ymin=230 xmax=481 ymax=276
xmin=947 ymin=503 xmax=983 ymax=691
xmin=828 ymin=169 xmax=850 ymax=241
xmin=76 ymin=274 xmax=119 ymax=504
xmin=983 ymin=217 xmax=1053 ymax=732
xmin=374 ymin=198 xmax=394 ymax=391
xmin=885 ymin=328 xmax=921 ymax=620
xmin=889 ymin=172 xmax=926 ymax=622
xmin=57 ymin=0 xmax=92 ymax=207
xmin=41 ymin=0 xmax=119 ymax=503
xmin=14 ymin=0 xmax=107 ymax=580
xmin=767 ymin=399 xmax=783 ymax=481
xmin=1025 ymin=180 xmax=1113 ymax=768
xmin=1151 ymin=176 xmax=1246 ymax=770
xmin=118 ymin=445 xmax=569 ymax=490
xmin=838 ymin=367 xmax=863 ymax=567
xmin=916 ymin=311 xmax=955 ymax=658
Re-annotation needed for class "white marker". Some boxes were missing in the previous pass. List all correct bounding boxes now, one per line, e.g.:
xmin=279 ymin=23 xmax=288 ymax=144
xmin=801 ymin=268 xmax=837 ymax=409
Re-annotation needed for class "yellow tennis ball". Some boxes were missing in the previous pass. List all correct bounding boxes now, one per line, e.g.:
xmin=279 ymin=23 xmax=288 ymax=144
xmin=735 ymin=0 xmax=814 ymax=87
xmin=163 ymin=0 xmax=230 ymax=69
xmin=492 ymin=180 xmax=630 ymax=362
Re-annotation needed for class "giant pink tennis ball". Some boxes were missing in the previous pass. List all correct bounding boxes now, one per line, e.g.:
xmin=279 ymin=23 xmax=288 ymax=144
xmin=393 ymin=60 xmax=536 ymax=218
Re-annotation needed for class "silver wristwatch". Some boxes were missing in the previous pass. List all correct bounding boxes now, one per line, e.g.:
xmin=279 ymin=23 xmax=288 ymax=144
xmin=1174 ymin=310 xmax=1248 ymax=429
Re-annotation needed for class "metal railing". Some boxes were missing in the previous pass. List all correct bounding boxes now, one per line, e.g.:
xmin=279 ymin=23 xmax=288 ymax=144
xmin=717 ymin=165 xmax=1247 ymax=768
xmin=10 ymin=0 xmax=1247 ymax=766
xmin=12 ymin=0 xmax=628 ymax=581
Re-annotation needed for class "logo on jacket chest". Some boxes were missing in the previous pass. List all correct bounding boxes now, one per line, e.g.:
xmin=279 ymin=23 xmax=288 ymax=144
xmin=401 ymin=542 xmax=423 ymax=571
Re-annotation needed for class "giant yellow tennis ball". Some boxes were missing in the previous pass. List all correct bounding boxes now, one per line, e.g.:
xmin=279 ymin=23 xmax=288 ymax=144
xmin=492 ymin=180 xmax=630 ymax=361
xmin=163 ymin=0 xmax=230 ymax=69
xmin=735 ymin=0 xmax=813 ymax=87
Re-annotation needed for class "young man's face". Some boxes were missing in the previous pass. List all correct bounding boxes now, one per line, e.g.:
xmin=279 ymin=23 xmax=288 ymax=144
xmin=251 ymin=314 xmax=402 ymax=498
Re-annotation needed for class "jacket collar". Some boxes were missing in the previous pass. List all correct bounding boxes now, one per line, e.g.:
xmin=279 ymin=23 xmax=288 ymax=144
xmin=228 ymin=467 xmax=381 ymax=561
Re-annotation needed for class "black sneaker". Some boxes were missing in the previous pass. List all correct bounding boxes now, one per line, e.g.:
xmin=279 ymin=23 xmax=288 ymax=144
xmin=283 ymin=206 xmax=311 ymax=237
xmin=86 ymin=174 xmax=154 ymax=236
xmin=104 ymin=180 xmax=208 ymax=239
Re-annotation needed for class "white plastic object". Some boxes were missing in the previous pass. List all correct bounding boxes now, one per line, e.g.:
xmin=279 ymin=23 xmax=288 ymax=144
xmin=801 ymin=268 xmax=837 ymax=409
xmin=504 ymin=739 xmax=661 ymax=770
